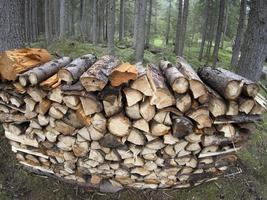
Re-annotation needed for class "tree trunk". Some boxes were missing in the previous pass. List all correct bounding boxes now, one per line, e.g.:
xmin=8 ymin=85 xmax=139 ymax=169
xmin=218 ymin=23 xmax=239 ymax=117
xmin=165 ymin=0 xmax=172 ymax=46
xmin=107 ymin=0 xmax=115 ymax=55
xmin=134 ymin=0 xmax=147 ymax=62
xmin=212 ymin=0 xmax=225 ymax=66
xmin=220 ymin=0 xmax=228 ymax=49
xmin=59 ymin=0 xmax=65 ymax=38
xmin=230 ymin=0 xmax=246 ymax=67
xmin=45 ymin=0 xmax=50 ymax=44
xmin=79 ymin=0 xmax=85 ymax=40
xmin=198 ymin=0 xmax=211 ymax=61
xmin=119 ymin=0 xmax=125 ymax=42
xmin=0 ymin=0 xmax=25 ymax=51
xmin=92 ymin=0 xmax=98 ymax=45
xmin=174 ymin=0 xmax=183 ymax=55
xmin=180 ymin=0 xmax=189 ymax=56
xmin=133 ymin=0 xmax=139 ymax=48
xmin=145 ymin=0 xmax=152 ymax=48
xmin=236 ymin=0 xmax=267 ymax=82
xmin=53 ymin=0 xmax=59 ymax=37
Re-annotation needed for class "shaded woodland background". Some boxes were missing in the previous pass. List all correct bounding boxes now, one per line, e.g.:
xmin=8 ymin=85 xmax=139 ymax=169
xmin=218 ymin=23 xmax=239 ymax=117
xmin=0 ymin=0 xmax=266 ymax=81
xmin=0 ymin=0 xmax=267 ymax=199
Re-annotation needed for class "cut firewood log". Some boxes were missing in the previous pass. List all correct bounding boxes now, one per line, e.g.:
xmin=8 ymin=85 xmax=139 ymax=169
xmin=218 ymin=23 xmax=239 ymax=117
xmin=61 ymin=81 xmax=84 ymax=92
xmin=62 ymin=95 xmax=80 ymax=110
xmin=80 ymin=95 xmax=102 ymax=116
xmin=153 ymin=110 xmax=172 ymax=126
xmin=238 ymin=97 xmax=255 ymax=114
xmin=214 ymin=114 xmax=262 ymax=124
xmin=35 ymin=99 xmax=52 ymax=115
xmin=58 ymin=54 xmax=97 ymax=84
xmin=18 ymin=57 xmax=71 ymax=86
xmin=131 ymin=75 xmax=153 ymax=97
xmin=5 ymin=131 xmax=38 ymax=147
xmin=187 ymin=106 xmax=212 ymax=128
xmin=159 ymin=60 xmax=189 ymax=94
xmin=61 ymin=109 xmax=84 ymax=129
xmin=133 ymin=118 xmax=150 ymax=133
xmin=172 ymin=115 xmax=194 ymax=138
xmin=198 ymin=67 xmax=244 ymax=100
xmin=75 ymin=105 xmax=91 ymax=126
xmin=91 ymin=113 xmax=107 ymax=133
xmin=125 ymin=103 xmax=142 ymax=120
xmin=27 ymin=87 xmax=47 ymax=102
xmin=47 ymin=87 xmax=63 ymax=103
xmin=205 ymin=86 xmax=226 ymax=117
xmin=108 ymin=113 xmax=131 ymax=137
xmin=250 ymin=102 xmax=266 ymax=115
xmin=175 ymin=93 xmax=192 ymax=113
xmin=226 ymin=101 xmax=239 ymax=116
xmin=140 ymin=97 xmax=156 ymax=121
xmin=150 ymin=121 xmax=171 ymax=136
xmin=0 ymin=104 xmax=9 ymax=113
xmin=123 ymin=88 xmax=143 ymax=106
xmin=38 ymin=114 xmax=50 ymax=126
xmin=127 ymin=129 xmax=146 ymax=145
xmin=48 ymin=103 xmax=68 ymax=119
xmin=24 ymin=97 xmax=37 ymax=113
xmin=109 ymin=62 xmax=138 ymax=87
xmin=0 ymin=48 xmax=52 ymax=81
xmin=216 ymin=124 xmax=236 ymax=138
xmin=147 ymin=64 xmax=175 ymax=109
xmin=0 ymin=113 xmax=29 ymax=123
xmin=10 ymin=96 xmax=24 ymax=107
xmin=39 ymin=74 xmax=61 ymax=90
xmin=176 ymin=57 xmax=207 ymax=99
xmin=100 ymin=86 xmax=122 ymax=117
xmin=80 ymin=55 xmax=120 ymax=91
xmin=57 ymin=135 xmax=76 ymax=151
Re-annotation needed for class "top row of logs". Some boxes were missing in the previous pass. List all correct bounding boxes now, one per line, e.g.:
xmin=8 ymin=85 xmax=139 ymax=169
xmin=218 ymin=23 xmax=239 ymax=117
xmin=0 ymin=48 xmax=260 ymax=104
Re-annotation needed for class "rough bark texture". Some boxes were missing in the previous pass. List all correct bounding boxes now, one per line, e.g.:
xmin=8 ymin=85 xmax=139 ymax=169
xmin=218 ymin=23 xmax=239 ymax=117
xmin=236 ymin=0 xmax=267 ymax=82
xmin=174 ymin=0 xmax=183 ymax=55
xmin=59 ymin=0 xmax=65 ymax=38
xmin=212 ymin=0 xmax=225 ymax=66
xmin=134 ymin=0 xmax=147 ymax=62
xmin=0 ymin=0 xmax=25 ymax=51
xmin=107 ymin=0 xmax=116 ymax=55
xmin=180 ymin=0 xmax=189 ymax=56
xmin=231 ymin=0 xmax=247 ymax=67
xmin=145 ymin=0 xmax=152 ymax=48
xmin=165 ymin=0 xmax=172 ymax=45
xmin=119 ymin=0 xmax=125 ymax=42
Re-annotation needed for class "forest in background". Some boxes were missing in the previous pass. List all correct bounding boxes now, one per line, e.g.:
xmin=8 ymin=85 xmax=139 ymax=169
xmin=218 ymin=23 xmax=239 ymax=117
xmin=0 ymin=0 xmax=266 ymax=82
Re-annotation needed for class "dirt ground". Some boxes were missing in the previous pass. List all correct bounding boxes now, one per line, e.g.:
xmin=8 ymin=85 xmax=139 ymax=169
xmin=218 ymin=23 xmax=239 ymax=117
xmin=0 ymin=117 xmax=267 ymax=200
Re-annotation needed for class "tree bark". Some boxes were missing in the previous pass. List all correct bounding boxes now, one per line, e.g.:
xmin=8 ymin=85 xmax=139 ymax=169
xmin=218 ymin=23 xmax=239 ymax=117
xmin=165 ymin=0 xmax=172 ymax=46
xmin=212 ymin=0 xmax=225 ymax=66
xmin=236 ymin=0 xmax=267 ymax=82
xmin=180 ymin=0 xmax=189 ymax=56
xmin=92 ymin=0 xmax=98 ymax=45
xmin=59 ymin=0 xmax=65 ymax=38
xmin=107 ymin=0 xmax=116 ymax=55
xmin=134 ymin=0 xmax=147 ymax=62
xmin=0 ymin=0 xmax=25 ymax=51
xmin=198 ymin=0 xmax=210 ymax=61
xmin=119 ymin=0 xmax=125 ymax=42
xmin=133 ymin=0 xmax=139 ymax=48
xmin=174 ymin=0 xmax=183 ymax=55
xmin=230 ymin=0 xmax=246 ymax=67
xmin=145 ymin=0 xmax=152 ymax=48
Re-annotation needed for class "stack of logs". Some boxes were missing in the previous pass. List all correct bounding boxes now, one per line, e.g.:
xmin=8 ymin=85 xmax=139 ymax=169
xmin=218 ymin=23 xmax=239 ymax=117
xmin=0 ymin=48 xmax=266 ymax=192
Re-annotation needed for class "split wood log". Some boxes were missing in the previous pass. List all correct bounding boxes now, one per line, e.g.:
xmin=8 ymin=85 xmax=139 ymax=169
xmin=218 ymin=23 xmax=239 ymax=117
xmin=108 ymin=113 xmax=131 ymax=137
xmin=0 ymin=113 xmax=29 ymax=123
xmin=250 ymin=102 xmax=266 ymax=115
xmin=58 ymin=54 xmax=97 ymax=84
xmin=150 ymin=121 xmax=171 ymax=136
xmin=198 ymin=67 xmax=244 ymax=100
xmin=109 ymin=62 xmax=138 ymax=86
xmin=27 ymin=87 xmax=47 ymax=102
xmin=5 ymin=131 xmax=38 ymax=147
xmin=187 ymin=106 xmax=212 ymax=128
xmin=61 ymin=82 xmax=85 ymax=92
xmin=80 ymin=95 xmax=102 ymax=116
xmin=176 ymin=57 xmax=207 ymax=99
xmin=198 ymin=147 xmax=241 ymax=158
xmin=238 ymin=97 xmax=255 ymax=114
xmin=75 ymin=105 xmax=92 ymax=126
xmin=172 ymin=115 xmax=194 ymax=138
xmin=100 ymin=86 xmax=122 ymax=117
xmin=159 ymin=60 xmax=189 ymax=94
xmin=39 ymin=74 xmax=61 ymax=90
xmin=47 ymin=87 xmax=63 ymax=103
xmin=0 ymin=48 xmax=52 ymax=81
xmin=140 ymin=97 xmax=156 ymax=121
xmin=123 ymin=88 xmax=143 ymax=107
xmin=214 ymin=114 xmax=263 ymax=124
xmin=63 ymin=95 xmax=80 ymax=110
xmin=147 ymin=64 xmax=175 ymax=109
xmin=54 ymin=120 xmax=76 ymax=135
xmin=153 ymin=110 xmax=172 ymax=126
xmin=80 ymin=55 xmax=120 ymax=91
xmin=18 ymin=57 xmax=71 ymax=86
xmin=175 ymin=93 xmax=192 ymax=113
xmin=226 ymin=101 xmax=239 ymax=116
xmin=133 ymin=118 xmax=150 ymax=133
xmin=35 ymin=99 xmax=52 ymax=115
xmin=216 ymin=124 xmax=236 ymax=138
xmin=131 ymin=74 xmax=153 ymax=96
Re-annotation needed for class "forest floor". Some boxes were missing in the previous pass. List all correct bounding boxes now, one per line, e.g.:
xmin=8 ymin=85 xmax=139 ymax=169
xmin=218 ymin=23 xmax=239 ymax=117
xmin=0 ymin=39 xmax=267 ymax=200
